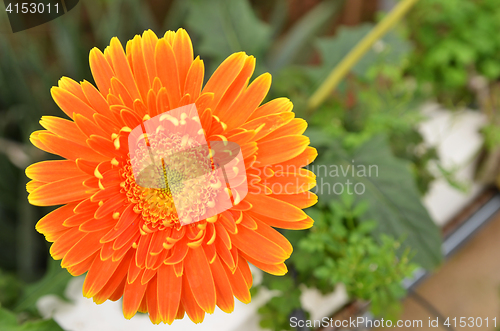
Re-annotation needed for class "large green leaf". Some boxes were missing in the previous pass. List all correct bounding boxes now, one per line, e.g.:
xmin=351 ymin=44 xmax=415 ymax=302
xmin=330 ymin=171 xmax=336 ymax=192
xmin=14 ymin=259 xmax=72 ymax=314
xmin=0 ymin=307 xmax=63 ymax=331
xmin=266 ymin=0 xmax=346 ymax=73
xmin=186 ymin=0 xmax=271 ymax=71
xmin=311 ymin=135 xmax=442 ymax=270
xmin=307 ymin=24 xmax=412 ymax=85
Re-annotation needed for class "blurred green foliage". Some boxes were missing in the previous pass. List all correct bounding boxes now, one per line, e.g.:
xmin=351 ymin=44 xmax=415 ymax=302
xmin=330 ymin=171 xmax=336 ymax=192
xmin=310 ymin=135 xmax=441 ymax=270
xmin=407 ymin=0 xmax=500 ymax=106
xmin=0 ymin=0 xmax=462 ymax=329
xmin=256 ymin=194 xmax=417 ymax=331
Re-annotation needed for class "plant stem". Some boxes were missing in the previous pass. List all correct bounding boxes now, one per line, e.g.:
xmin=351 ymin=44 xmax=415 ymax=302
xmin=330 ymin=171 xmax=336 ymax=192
xmin=307 ymin=0 xmax=420 ymax=111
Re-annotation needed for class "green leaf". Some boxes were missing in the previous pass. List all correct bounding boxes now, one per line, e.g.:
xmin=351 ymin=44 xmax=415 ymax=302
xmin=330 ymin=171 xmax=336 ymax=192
xmin=0 ymin=152 xmax=20 ymax=211
xmin=186 ymin=0 xmax=271 ymax=71
xmin=312 ymin=135 xmax=443 ymax=270
xmin=307 ymin=24 xmax=412 ymax=86
xmin=480 ymin=59 xmax=500 ymax=79
xmin=14 ymin=259 xmax=72 ymax=314
xmin=266 ymin=0 xmax=345 ymax=73
xmin=0 ymin=307 xmax=63 ymax=331
xmin=0 ymin=270 xmax=23 ymax=309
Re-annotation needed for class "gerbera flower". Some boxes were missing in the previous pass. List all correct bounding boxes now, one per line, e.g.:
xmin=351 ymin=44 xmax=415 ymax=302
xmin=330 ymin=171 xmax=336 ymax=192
xmin=26 ymin=29 xmax=317 ymax=324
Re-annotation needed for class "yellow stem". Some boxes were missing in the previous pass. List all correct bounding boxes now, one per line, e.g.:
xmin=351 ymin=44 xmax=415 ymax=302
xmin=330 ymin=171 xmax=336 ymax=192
xmin=307 ymin=0 xmax=420 ymax=111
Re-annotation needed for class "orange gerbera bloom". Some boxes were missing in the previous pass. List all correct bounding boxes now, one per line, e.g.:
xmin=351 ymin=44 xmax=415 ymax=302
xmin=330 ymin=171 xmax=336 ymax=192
xmin=26 ymin=29 xmax=317 ymax=324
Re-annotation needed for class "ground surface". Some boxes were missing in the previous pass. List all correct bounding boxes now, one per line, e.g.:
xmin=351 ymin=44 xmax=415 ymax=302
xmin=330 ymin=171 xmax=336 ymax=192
xmin=382 ymin=212 xmax=500 ymax=330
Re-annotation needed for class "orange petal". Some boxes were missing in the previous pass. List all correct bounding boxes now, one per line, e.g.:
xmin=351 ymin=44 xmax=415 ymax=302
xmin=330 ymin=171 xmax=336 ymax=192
xmin=93 ymin=112 xmax=121 ymax=136
xmin=202 ymin=243 xmax=216 ymax=264
xmin=264 ymin=171 xmax=316 ymax=194
xmin=28 ymin=175 xmax=94 ymax=207
xmin=230 ymin=222 xmax=289 ymax=264
xmin=26 ymin=180 xmax=45 ymax=193
xmin=173 ymin=28 xmax=194 ymax=93
xmin=241 ymin=142 xmax=258 ymax=160
xmin=146 ymin=276 xmax=161 ymax=324
xmin=184 ymin=57 xmax=204 ymax=101
xmin=175 ymin=302 xmax=186 ymax=320
xmin=92 ymin=251 xmax=132 ymax=302
xmin=108 ymin=37 xmax=141 ymax=101
xmin=74 ymin=114 xmax=108 ymax=139
xmin=141 ymin=268 xmax=157 ymax=286
xmin=26 ymin=160 xmax=84 ymax=183
xmin=110 ymin=78 xmax=134 ymax=108
xmin=141 ymin=30 xmax=158 ymax=85
xmin=248 ymin=97 xmax=293 ymax=121
xmin=272 ymin=146 xmax=318 ymax=169
xmin=138 ymin=294 xmax=148 ymax=314
xmin=263 ymin=118 xmax=308 ymax=141
xmin=245 ymin=193 xmax=306 ymax=221
xmin=251 ymin=212 xmax=314 ymax=230
xmin=253 ymin=219 xmax=293 ymax=256
xmin=29 ymin=131 xmax=52 ymax=153
xmin=51 ymin=87 xmax=96 ymax=120
xmin=49 ymin=227 xmax=86 ymax=260
xmin=81 ymin=80 xmax=115 ymax=120
xmin=222 ymin=73 xmax=271 ymax=129
xmin=38 ymin=132 xmax=108 ymax=163
xmin=222 ymin=260 xmax=251 ymax=304
xmin=130 ymin=35 xmax=150 ymax=102
xmin=241 ymin=252 xmax=288 ymax=276
xmin=164 ymin=30 xmax=175 ymax=45
xmin=79 ymin=216 xmax=116 ymax=232
xmin=122 ymin=269 xmax=148 ymax=319
xmin=112 ymin=233 xmax=139 ymax=262
xmin=181 ymin=275 xmax=206 ymax=324
xmin=209 ymin=255 xmax=234 ymax=313
xmin=256 ymin=135 xmax=309 ymax=166
xmin=184 ymin=246 xmax=216 ymax=314
xmin=109 ymin=277 xmax=127 ymax=302
xmin=94 ymin=195 xmax=126 ymax=219
xmin=214 ymin=55 xmax=255 ymax=118
xmin=237 ymin=256 xmax=253 ymax=288
xmin=89 ymin=48 xmax=114 ymax=96
xmin=269 ymin=191 xmax=318 ymax=209
xmin=147 ymin=230 xmax=169 ymax=256
xmin=202 ymin=52 xmax=247 ymax=109
xmin=238 ymin=212 xmax=258 ymax=230
xmin=91 ymin=185 xmax=121 ymax=203
xmin=112 ymin=223 xmax=140 ymax=251
xmin=83 ymin=252 xmax=124 ymax=297
xmin=163 ymin=239 xmax=189 ymax=265
xmin=61 ymin=229 xmax=108 ymax=268
xmin=36 ymin=201 xmax=79 ymax=235
xmin=127 ymin=255 xmax=143 ymax=284
xmin=215 ymin=223 xmax=231 ymax=249
xmin=157 ymin=264 xmax=182 ymax=324
xmin=67 ymin=253 xmax=96 ymax=276
xmin=100 ymin=241 xmax=114 ymax=260
xmin=39 ymin=116 xmax=87 ymax=144
xmin=155 ymin=39 xmax=181 ymax=108
xmin=241 ymin=112 xmax=295 ymax=141
xmin=58 ymin=77 xmax=89 ymax=105
xmin=63 ymin=206 xmax=94 ymax=227
xmin=219 ymin=211 xmax=237 ymax=234
xmin=215 ymin=235 xmax=235 ymax=272
xmin=135 ymin=232 xmax=153 ymax=269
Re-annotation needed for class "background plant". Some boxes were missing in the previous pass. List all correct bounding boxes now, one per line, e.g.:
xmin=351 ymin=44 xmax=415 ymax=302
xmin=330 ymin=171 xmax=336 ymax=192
xmin=406 ymin=0 xmax=500 ymax=106
xmin=255 ymin=194 xmax=417 ymax=331
xmin=0 ymin=0 xmax=448 ymax=330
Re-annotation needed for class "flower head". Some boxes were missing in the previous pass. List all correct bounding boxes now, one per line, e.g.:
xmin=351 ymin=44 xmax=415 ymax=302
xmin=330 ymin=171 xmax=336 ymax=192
xmin=27 ymin=29 xmax=317 ymax=324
